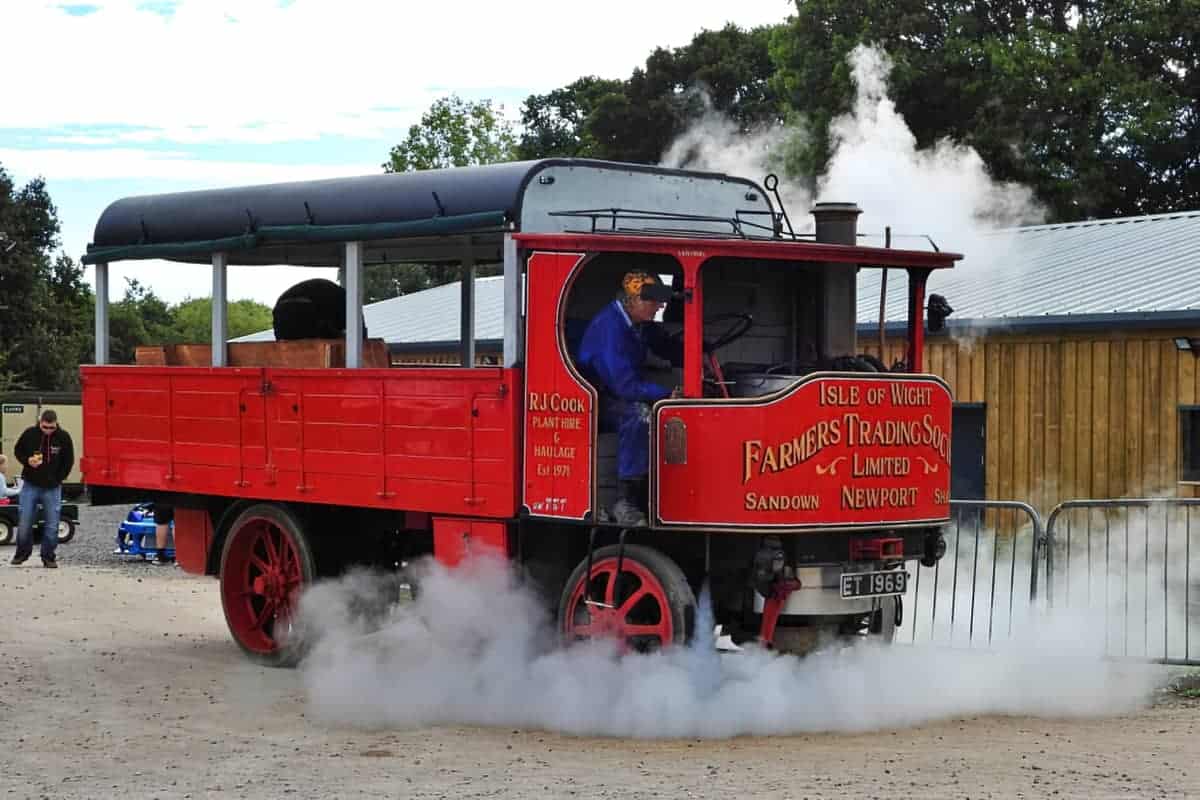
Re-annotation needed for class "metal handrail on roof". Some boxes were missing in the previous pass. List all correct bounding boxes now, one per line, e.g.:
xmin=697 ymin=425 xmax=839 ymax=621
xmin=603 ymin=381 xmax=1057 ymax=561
xmin=546 ymin=207 xmax=817 ymax=242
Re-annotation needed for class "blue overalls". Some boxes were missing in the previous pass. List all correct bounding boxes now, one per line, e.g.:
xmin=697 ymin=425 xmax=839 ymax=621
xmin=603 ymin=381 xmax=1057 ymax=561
xmin=577 ymin=300 xmax=681 ymax=480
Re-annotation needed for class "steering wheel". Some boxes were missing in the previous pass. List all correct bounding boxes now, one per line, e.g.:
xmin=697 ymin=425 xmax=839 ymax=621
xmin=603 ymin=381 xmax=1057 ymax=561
xmin=666 ymin=313 xmax=754 ymax=352
xmin=666 ymin=313 xmax=754 ymax=398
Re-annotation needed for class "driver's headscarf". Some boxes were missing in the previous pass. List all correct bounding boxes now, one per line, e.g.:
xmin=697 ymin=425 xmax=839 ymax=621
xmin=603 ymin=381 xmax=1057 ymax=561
xmin=621 ymin=271 xmax=672 ymax=304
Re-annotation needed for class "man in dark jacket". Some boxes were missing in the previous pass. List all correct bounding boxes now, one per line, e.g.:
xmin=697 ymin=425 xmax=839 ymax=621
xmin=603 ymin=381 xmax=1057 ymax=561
xmin=577 ymin=271 xmax=681 ymax=526
xmin=10 ymin=409 xmax=75 ymax=567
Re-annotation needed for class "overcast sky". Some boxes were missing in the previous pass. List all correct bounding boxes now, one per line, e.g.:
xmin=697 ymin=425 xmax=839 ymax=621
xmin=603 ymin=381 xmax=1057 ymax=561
xmin=1 ymin=0 xmax=795 ymax=305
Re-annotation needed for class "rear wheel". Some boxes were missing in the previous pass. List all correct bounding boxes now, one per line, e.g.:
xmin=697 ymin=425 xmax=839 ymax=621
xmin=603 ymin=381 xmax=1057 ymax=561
xmin=559 ymin=544 xmax=695 ymax=652
xmin=0 ymin=520 xmax=13 ymax=545
xmin=57 ymin=520 xmax=76 ymax=544
xmin=219 ymin=504 xmax=316 ymax=667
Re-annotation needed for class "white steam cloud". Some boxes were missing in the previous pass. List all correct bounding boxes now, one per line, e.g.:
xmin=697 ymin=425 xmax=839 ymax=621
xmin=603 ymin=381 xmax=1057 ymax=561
xmin=820 ymin=45 xmax=1043 ymax=245
xmin=298 ymin=557 xmax=1158 ymax=738
xmin=660 ymin=96 xmax=814 ymax=227
xmin=660 ymin=43 xmax=1046 ymax=351
xmin=661 ymin=44 xmax=1043 ymax=248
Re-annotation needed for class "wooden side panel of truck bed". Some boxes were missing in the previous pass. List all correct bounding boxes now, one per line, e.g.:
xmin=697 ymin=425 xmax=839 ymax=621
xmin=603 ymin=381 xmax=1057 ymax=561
xmin=80 ymin=366 xmax=521 ymax=519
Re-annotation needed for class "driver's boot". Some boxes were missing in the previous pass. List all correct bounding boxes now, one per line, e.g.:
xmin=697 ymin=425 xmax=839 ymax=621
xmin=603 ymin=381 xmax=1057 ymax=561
xmin=611 ymin=479 xmax=648 ymax=528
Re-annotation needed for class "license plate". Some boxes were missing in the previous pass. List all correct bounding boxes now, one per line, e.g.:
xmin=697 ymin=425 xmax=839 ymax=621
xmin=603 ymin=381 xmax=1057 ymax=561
xmin=840 ymin=570 xmax=908 ymax=599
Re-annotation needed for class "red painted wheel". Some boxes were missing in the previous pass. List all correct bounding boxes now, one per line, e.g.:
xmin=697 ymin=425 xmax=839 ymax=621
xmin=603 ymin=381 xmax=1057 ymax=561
xmin=219 ymin=504 xmax=316 ymax=667
xmin=559 ymin=544 xmax=696 ymax=651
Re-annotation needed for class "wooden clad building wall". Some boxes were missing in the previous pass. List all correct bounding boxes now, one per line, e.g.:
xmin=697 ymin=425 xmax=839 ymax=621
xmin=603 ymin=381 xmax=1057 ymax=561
xmin=865 ymin=327 xmax=1200 ymax=513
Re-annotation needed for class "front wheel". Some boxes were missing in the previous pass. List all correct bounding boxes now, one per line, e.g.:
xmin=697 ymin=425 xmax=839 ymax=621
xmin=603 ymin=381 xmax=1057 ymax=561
xmin=57 ymin=520 xmax=76 ymax=544
xmin=559 ymin=544 xmax=696 ymax=652
xmin=0 ymin=520 xmax=13 ymax=545
xmin=219 ymin=504 xmax=316 ymax=667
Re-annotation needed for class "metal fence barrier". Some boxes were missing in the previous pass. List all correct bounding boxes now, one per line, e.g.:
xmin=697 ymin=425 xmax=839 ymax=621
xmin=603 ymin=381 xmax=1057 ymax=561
xmin=1045 ymin=498 xmax=1200 ymax=666
xmin=904 ymin=499 xmax=1045 ymax=646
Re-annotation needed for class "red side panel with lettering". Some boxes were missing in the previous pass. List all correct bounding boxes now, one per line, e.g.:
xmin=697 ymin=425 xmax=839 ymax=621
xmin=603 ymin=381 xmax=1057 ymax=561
xmin=654 ymin=374 xmax=952 ymax=530
xmin=521 ymin=252 xmax=595 ymax=520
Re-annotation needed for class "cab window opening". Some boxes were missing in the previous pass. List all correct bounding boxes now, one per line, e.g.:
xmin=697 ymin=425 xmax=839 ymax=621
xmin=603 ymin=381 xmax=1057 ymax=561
xmin=698 ymin=257 xmax=822 ymax=399
xmin=561 ymin=252 xmax=684 ymax=386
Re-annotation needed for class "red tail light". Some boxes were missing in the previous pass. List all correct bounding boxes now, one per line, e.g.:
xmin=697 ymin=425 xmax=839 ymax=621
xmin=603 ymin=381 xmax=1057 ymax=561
xmin=850 ymin=537 xmax=904 ymax=561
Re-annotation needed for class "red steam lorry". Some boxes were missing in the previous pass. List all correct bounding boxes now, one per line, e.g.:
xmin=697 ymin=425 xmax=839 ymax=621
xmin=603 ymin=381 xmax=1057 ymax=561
xmin=81 ymin=160 xmax=958 ymax=664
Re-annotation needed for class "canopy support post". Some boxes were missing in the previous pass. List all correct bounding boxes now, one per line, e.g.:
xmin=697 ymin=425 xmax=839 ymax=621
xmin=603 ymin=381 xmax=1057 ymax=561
xmin=503 ymin=234 xmax=521 ymax=368
xmin=211 ymin=252 xmax=228 ymax=367
xmin=461 ymin=242 xmax=476 ymax=368
xmin=344 ymin=241 xmax=364 ymax=368
xmin=906 ymin=268 xmax=929 ymax=373
xmin=94 ymin=262 xmax=109 ymax=365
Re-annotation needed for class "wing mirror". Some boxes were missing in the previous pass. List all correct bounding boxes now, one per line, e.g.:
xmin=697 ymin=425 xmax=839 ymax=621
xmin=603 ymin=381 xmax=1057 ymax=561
xmin=927 ymin=293 xmax=953 ymax=333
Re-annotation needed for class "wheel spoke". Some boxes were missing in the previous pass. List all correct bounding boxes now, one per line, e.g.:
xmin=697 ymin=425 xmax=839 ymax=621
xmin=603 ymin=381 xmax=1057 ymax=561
xmin=598 ymin=567 xmax=617 ymax=606
xmin=281 ymin=544 xmax=301 ymax=581
xmin=252 ymin=597 xmax=277 ymax=630
xmin=261 ymin=528 xmax=280 ymax=565
xmin=616 ymin=586 xmax=650 ymax=617
xmin=249 ymin=553 xmax=271 ymax=574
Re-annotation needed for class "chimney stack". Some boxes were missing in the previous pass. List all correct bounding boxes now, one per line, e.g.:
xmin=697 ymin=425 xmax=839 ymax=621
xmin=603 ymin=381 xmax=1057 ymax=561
xmin=811 ymin=202 xmax=862 ymax=359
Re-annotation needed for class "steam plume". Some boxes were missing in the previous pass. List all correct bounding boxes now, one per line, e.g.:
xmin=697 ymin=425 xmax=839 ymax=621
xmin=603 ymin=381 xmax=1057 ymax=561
xmin=299 ymin=557 xmax=1157 ymax=738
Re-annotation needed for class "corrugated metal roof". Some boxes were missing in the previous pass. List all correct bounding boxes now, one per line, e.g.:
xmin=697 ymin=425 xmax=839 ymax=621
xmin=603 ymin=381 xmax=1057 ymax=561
xmin=236 ymin=275 xmax=506 ymax=343
xmin=858 ymin=209 xmax=1200 ymax=324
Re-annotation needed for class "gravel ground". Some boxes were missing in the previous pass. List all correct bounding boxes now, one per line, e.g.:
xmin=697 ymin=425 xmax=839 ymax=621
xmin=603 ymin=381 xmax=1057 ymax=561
xmin=21 ymin=500 xmax=162 ymax=569
xmin=5 ymin=500 xmax=1200 ymax=799
xmin=2 ymin=543 xmax=1198 ymax=799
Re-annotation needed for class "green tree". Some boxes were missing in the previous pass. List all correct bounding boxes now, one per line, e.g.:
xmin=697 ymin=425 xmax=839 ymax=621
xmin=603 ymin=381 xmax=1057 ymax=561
xmin=376 ymin=95 xmax=514 ymax=301
xmin=383 ymin=95 xmax=517 ymax=173
xmin=769 ymin=0 xmax=1200 ymax=220
xmin=518 ymin=25 xmax=785 ymax=163
xmin=108 ymin=279 xmax=172 ymax=365
xmin=168 ymin=297 xmax=273 ymax=343
xmin=517 ymin=76 xmax=625 ymax=159
xmin=363 ymin=263 xmax=464 ymax=304
xmin=36 ymin=254 xmax=95 ymax=389
xmin=0 ymin=165 xmax=95 ymax=390
xmin=106 ymin=285 xmax=275 ymax=362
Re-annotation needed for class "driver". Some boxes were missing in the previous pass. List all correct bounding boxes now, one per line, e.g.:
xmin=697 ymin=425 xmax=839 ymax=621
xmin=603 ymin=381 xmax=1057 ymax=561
xmin=577 ymin=271 xmax=681 ymax=527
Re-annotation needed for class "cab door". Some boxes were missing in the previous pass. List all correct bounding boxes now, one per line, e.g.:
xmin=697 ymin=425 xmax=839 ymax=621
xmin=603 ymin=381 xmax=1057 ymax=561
xmin=521 ymin=251 xmax=597 ymax=521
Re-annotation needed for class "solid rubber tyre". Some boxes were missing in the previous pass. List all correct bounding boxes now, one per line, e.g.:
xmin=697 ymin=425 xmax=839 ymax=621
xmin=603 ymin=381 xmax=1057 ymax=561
xmin=56 ymin=520 xmax=76 ymax=544
xmin=219 ymin=503 xmax=316 ymax=667
xmin=559 ymin=544 xmax=696 ymax=651
xmin=0 ymin=520 xmax=13 ymax=546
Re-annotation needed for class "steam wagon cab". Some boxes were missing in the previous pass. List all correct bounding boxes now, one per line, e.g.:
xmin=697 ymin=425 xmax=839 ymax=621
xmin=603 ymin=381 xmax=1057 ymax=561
xmin=81 ymin=159 xmax=959 ymax=663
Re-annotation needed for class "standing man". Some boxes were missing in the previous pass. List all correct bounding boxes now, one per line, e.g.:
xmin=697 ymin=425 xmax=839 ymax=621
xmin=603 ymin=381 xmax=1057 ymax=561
xmin=10 ymin=409 xmax=74 ymax=568
xmin=577 ymin=271 xmax=681 ymax=526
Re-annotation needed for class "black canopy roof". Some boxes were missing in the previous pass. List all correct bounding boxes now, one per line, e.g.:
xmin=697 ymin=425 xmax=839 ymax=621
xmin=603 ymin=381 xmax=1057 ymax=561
xmin=85 ymin=159 xmax=758 ymax=264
